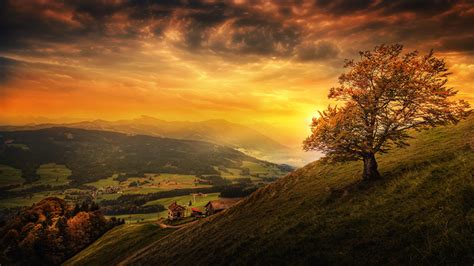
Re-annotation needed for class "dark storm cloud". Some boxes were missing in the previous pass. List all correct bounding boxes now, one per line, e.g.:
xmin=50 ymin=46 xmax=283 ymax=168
xmin=315 ymin=0 xmax=374 ymax=15
xmin=224 ymin=17 xmax=301 ymax=56
xmin=314 ymin=0 xmax=460 ymax=16
xmin=439 ymin=35 xmax=474 ymax=53
xmin=0 ymin=0 xmax=473 ymax=62
xmin=181 ymin=4 xmax=238 ymax=49
xmin=0 ymin=57 xmax=19 ymax=84
xmin=375 ymin=0 xmax=459 ymax=15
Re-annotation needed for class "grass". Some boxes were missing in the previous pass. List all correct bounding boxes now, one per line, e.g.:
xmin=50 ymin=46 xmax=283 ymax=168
xmin=86 ymin=174 xmax=120 ymax=188
xmin=125 ymin=116 xmax=474 ymax=265
xmin=105 ymin=213 xmax=162 ymax=223
xmin=64 ymin=223 xmax=175 ymax=265
xmin=0 ymin=164 xmax=24 ymax=187
xmin=214 ymin=167 xmax=243 ymax=179
xmin=96 ymin=193 xmax=122 ymax=201
xmin=0 ymin=190 xmax=64 ymax=208
xmin=6 ymin=163 xmax=71 ymax=191
xmin=242 ymin=161 xmax=281 ymax=175
xmin=87 ymin=173 xmax=206 ymax=192
xmin=214 ymin=161 xmax=285 ymax=183
xmin=6 ymin=143 xmax=30 ymax=150
xmin=34 ymin=163 xmax=71 ymax=186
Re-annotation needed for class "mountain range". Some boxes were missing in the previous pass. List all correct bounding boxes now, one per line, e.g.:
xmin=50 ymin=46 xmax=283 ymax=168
xmin=0 ymin=116 xmax=303 ymax=164
xmin=0 ymin=127 xmax=280 ymax=184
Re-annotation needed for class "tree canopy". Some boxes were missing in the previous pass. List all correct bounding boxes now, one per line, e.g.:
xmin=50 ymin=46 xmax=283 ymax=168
xmin=304 ymin=44 xmax=471 ymax=180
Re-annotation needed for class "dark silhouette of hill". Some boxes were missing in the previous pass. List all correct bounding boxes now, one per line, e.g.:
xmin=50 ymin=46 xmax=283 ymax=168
xmin=0 ymin=116 xmax=289 ymax=159
xmin=0 ymin=127 xmax=269 ymax=184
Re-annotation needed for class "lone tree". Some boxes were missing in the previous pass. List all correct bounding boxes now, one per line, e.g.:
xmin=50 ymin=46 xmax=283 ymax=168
xmin=303 ymin=44 xmax=470 ymax=181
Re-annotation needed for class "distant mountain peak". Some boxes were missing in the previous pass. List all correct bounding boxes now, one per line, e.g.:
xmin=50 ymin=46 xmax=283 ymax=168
xmin=0 ymin=116 xmax=295 ymax=163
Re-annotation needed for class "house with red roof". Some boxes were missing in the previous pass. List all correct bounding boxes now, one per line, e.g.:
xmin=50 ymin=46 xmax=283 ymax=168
xmin=204 ymin=198 xmax=241 ymax=216
xmin=167 ymin=202 xmax=186 ymax=220
xmin=190 ymin=207 xmax=204 ymax=217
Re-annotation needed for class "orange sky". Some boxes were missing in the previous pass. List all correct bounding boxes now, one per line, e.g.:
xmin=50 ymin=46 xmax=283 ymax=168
xmin=1 ymin=0 xmax=473 ymax=148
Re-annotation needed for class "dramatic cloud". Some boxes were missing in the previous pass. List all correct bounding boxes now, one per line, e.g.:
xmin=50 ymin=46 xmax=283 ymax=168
xmin=1 ymin=0 xmax=473 ymax=149
xmin=295 ymin=41 xmax=340 ymax=62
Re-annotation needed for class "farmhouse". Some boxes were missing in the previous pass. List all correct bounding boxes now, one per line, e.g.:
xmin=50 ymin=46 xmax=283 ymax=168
xmin=190 ymin=207 xmax=204 ymax=217
xmin=168 ymin=202 xmax=186 ymax=220
xmin=204 ymin=198 xmax=241 ymax=216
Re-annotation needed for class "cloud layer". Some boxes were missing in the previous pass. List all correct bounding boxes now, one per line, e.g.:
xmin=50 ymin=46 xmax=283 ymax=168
xmin=1 ymin=0 xmax=473 ymax=147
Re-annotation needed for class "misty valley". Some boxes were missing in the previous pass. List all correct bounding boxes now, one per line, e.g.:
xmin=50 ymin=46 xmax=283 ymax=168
xmin=0 ymin=126 xmax=293 ymax=219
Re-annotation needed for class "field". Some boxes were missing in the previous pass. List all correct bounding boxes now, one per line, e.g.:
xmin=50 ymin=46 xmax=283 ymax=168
xmin=0 ymin=190 xmax=65 ymax=208
xmin=86 ymin=174 xmax=120 ymax=188
xmin=105 ymin=212 xmax=162 ymax=223
xmin=34 ymin=163 xmax=71 ymax=186
xmin=6 ymin=163 xmax=72 ymax=192
xmin=64 ymin=223 xmax=175 ymax=265
xmin=6 ymin=143 xmax=30 ymax=150
xmin=0 ymin=150 xmax=289 ymax=228
xmin=215 ymin=167 xmax=246 ymax=180
xmin=0 ymin=162 xmax=284 ymax=210
xmin=214 ymin=161 xmax=286 ymax=182
xmin=0 ymin=164 xmax=24 ymax=187
xmin=88 ymin=173 xmax=210 ymax=193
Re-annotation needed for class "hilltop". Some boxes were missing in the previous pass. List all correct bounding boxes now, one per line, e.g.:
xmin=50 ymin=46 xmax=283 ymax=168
xmin=0 ymin=127 xmax=282 ymax=184
xmin=0 ymin=117 xmax=292 ymax=163
xmin=121 ymin=116 xmax=473 ymax=265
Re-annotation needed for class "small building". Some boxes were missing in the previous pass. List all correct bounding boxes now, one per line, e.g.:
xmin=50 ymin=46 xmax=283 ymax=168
xmin=190 ymin=207 xmax=204 ymax=217
xmin=204 ymin=198 xmax=241 ymax=216
xmin=168 ymin=202 xmax=186 ymax=220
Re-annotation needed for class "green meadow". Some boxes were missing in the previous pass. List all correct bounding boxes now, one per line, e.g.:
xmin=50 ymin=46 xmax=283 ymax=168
xmin=34 ymin=163 xmax=71 ymax=186
xmin=0 ymin=164 xmax=24 ymax=187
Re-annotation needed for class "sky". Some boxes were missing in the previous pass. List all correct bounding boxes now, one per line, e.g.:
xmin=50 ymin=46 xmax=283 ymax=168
xmin=1 ymin=0 xmax=473 ymax=149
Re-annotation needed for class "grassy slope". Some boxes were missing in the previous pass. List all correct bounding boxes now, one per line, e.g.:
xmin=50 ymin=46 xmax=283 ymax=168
xmin=35 ymin=163 xmax=71 ymax=186
xmin=0 ymin=164 xmax=23 ymax=187
xmin=126 ymin=117 xmax=474 ymax=265
xmin=64 ymin=223 xmax=175 ymax=265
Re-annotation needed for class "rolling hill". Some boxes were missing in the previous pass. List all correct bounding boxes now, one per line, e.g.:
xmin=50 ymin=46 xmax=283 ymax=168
xmin=0 ymin=116 xmax=290 ymax=162
xmin=112 ymin=116 xmax=474 ymax=265
xmin=0 ymin=127 xmax=282 ymax=184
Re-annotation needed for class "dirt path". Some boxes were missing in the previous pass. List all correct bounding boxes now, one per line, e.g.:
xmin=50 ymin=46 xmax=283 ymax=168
xmin=157 ymin=220 xmax=198 ymax=229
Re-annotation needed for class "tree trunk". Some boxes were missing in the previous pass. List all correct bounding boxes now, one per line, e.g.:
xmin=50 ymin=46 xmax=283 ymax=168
xmin=362 ymin=153 xmax=380 ymax=181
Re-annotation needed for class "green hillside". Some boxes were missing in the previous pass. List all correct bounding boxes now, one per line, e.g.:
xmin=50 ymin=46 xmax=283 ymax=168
xmin=0 ymin=127 xmax=261 ymax=183
xmin=124 ymin=116 xmax=474 ymax=265
xmin=64 ymin=223 xmax=175 ymax=266
xmin=0 ymin=116 xmax=290 ymax=161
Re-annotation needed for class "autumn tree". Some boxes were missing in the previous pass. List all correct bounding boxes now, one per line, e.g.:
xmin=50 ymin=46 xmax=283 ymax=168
xmin=304 ymin=44 xmax=470 ymax=181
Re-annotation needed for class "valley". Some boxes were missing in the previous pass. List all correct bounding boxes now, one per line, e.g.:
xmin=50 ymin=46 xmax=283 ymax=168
xmin=0 ymin=117 xmax=308 ymax=165
xmin=0 ymin=127 xmax=292 ymax=224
